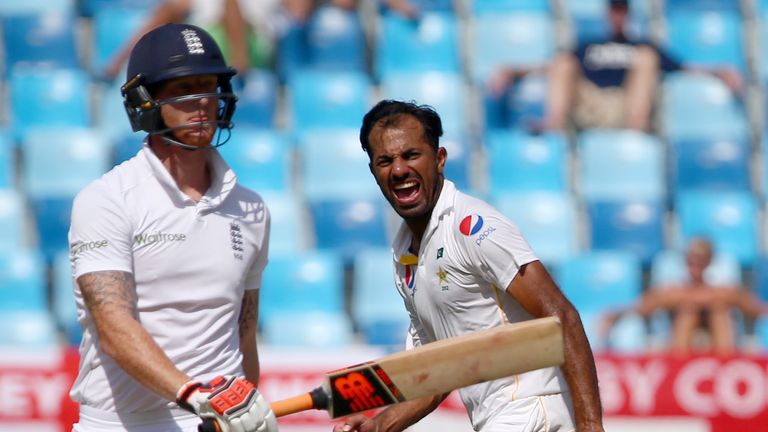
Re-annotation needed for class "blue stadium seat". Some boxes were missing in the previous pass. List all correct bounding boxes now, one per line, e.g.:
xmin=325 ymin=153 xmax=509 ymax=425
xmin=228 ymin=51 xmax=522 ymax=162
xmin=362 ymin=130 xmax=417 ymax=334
xmin=562 ymin=0 xmax=610 ymax=45
xmin=0 ymin=131 xmax=15 ymax=187
xmin=79 ymin=0 xmax=159 ymax=17
xmin=650 ymin=248 xmax=743 ymax=287
xmin=305 ymin=5 xmax=366 ymax=72
xmin=0 ymin=311 xmax=59 ymax=349
xmin=675 ymin=190 xmax=758 ymax=267
xmin=753 ymin=255 xmax=768 ymax=302
xmin=380 ymin=71 xmax=469 ymax=136
xmin=22 ymin=127 xmax=111 ymax=200
xmin=755 ymin=316 xmax=768 ymax=353
xmin=90 ymin=5 xmax=148 ymax=75
xmin=758 ymin=9 xmax=768 ymax=82
xmin=0 ymin=0 xmax=72 ymax=15
xmin=661 ymin=72 xmax=748 ymax=140
xmin=95 ymin=80 xmax=135 ymax=142
xmin=309 ymin=197 xmax=390 ymax=264
xmin=276 ymin=21 xmax=309 ymax=81
xmin=217 ymin=127 xmax=293 ymax=193
xmin=0 ymin=248 xmax=47 ymax=312
xmin=577 ymin=129 xmax=665 ymax=201
xmin=558 ymin=251 xmax=643 ymax=311
xmin=260 ymin=250 xmax=346 ymax=322
xmin=297 ymin=128 xmax=379 ymax=199
xmin=9 ymin=68 xmax=91 ymax=141
xmin=31 ymin=197 xmax=74 ymax=264
xmin=763 ymin=137 xmax=768 ymax=202
xmin=492 ymin=191 xmax=579 ymax=266
xmin=261 ymin=310 xmax=355 ymax=347
xmin=485 ymin=130 xmax=568 ymax=194
xmin=260 ymin=192 xmax=310 ymax=256
xmin=231 ymin=69 xmax=279 ymax=128
xmin=441 ymin=133 xmax=473 ymax=192
xmin=352 ymin=248 xmax=409 ymax=348
xmin=468 ymin=11 xmax=555 ymax=84
xmin=671 ymin=135 xmax=751 ymax=194
xmin=1 ymin=11 xmax=79 ymax=76
xmin=375 ymin=12 xmax=460 ymax=79
xmin=664 ymin=0 xmax=739 ymax=10
xmin=287 ymin=69 xmax=371 ymax=135
xmin=469 ymin=0 xmax=550 ymax=14
xmin=395 ymin=0 xmax=453 ymax=12
xmin=484 ymin=71 xmax=549 ymax=132
xmin=587 ymin=200 xmax=665 ymax=266
xmin=556 ymin=251 xmax=646 ymax=352
xmin=22 ymin=127 xmax=110 ymax=262
xmin=52 ymin=250 xmax=81 ymax=345
xmin=0 ymin=189 xmax=28 ymax=252
xmin=111 ymin=131 xmax=144 ymax=166
xmin=662 ymin=7 xmax=746 ymax=73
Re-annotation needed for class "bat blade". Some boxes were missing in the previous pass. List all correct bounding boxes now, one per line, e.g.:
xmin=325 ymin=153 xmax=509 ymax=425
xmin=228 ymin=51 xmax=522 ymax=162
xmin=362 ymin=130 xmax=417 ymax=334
xmin=271 ymin=316 xmax=564 ymax=419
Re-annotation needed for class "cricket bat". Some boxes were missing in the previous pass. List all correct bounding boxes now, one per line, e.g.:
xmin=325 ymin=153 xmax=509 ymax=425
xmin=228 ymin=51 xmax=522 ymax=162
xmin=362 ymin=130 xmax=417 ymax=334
xmin=199 ymin=316 xmax=563 ymax=431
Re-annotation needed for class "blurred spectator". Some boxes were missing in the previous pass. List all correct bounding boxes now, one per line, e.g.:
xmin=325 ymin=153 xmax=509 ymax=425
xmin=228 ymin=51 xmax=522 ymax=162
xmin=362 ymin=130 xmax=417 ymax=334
xmin=487 ymin=0 xmax=743 ymax=133
xmin=102 ymin=0 xmax=288 ymax=80
xmin=600 ymin=237 xmax=768 ymax=355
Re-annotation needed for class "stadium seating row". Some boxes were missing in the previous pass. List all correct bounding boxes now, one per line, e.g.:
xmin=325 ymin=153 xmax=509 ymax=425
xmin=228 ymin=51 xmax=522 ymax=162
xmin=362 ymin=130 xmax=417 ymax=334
xmin=1 ymin=0 xmax=768 ymax=355
xmin=5 ymin=243 xmax=768 ymax=351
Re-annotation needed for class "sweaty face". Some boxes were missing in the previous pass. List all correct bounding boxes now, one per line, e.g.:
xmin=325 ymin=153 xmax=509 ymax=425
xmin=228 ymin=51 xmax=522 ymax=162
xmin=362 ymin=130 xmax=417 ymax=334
xmin=367 ymin=115 xmax=446 ymax=223
xmin=154 ymin=74 xmax=220 ymax=147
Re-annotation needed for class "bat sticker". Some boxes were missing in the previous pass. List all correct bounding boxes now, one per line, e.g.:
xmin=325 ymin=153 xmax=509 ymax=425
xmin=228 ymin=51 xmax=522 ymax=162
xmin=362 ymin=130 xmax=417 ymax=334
xmin=328 ymin=362 xmax=406 ymax=417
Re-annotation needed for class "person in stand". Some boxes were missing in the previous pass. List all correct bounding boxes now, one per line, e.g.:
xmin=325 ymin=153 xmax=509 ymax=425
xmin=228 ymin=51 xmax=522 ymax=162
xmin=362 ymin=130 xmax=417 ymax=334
xmin=102 ymin=0 xmax=282 ymax=80
xmin=600 ymin=237 xmax=768 ymax=355
xmin=487 ymin=0 xmax=743 ymax=133
xmin=334 ymin=99 xmax=605 ymax=432
xmin=68 ymin=23 xmax=279 ymax=432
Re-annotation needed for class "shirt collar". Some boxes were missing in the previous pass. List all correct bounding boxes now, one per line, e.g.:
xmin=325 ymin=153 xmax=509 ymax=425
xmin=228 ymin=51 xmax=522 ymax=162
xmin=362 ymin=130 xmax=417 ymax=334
xmin=393 ymin=179 xmax=457 ymax=261
xmin=140 ymin=140 xmax=237 ymax=211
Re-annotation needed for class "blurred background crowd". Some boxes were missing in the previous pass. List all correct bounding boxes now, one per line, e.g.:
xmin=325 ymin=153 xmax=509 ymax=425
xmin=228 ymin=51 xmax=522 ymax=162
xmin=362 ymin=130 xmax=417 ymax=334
xmin=2 ymin=0 xmax=768 ymax=358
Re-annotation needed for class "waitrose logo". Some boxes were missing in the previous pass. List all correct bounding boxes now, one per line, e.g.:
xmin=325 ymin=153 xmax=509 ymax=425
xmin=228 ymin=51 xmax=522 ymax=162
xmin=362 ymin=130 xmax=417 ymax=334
xmin=72 ymin=239 xmax=109 ymax=256
xmin=134 ymin=232 xmax=187 ymax=245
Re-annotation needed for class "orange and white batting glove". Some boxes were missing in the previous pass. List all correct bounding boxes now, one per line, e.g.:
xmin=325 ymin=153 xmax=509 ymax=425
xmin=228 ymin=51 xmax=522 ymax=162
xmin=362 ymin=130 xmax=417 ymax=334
xmin=176 ymin=375 xmax=279 ymax=432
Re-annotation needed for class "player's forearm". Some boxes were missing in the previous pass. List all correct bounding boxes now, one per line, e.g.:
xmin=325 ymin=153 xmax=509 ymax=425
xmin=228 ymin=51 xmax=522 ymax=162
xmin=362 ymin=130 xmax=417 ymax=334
xmin=96 ymin=314 xmax=190 ymax=400
xmin=372 ymin=394 xmax=446 ymax=432
xmin=559 ymin=308 xmax=604 ymax=429
xmin=80 ymin=271 xmax=190 ymax=401
xmin=239 ymin=290 xmax=261 ymax=383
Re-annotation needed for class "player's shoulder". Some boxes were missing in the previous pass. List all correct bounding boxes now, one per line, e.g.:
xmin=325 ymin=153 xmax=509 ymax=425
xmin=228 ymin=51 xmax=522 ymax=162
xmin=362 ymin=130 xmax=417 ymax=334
xmin=73 ymin=156 xmax=145 ymax=207
xmin=451 ymin=189 xmax=503 ymax=222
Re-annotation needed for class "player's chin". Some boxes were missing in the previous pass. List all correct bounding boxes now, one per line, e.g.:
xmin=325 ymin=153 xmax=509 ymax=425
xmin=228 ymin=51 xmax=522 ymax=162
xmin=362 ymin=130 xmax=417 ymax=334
xmin=179 ymin=129 xmax=215 ymax=146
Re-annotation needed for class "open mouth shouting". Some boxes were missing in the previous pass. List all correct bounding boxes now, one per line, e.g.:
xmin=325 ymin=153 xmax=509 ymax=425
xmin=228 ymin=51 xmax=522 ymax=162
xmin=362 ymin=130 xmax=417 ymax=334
xmin=392 ymin=179 xmax=421 ymax=207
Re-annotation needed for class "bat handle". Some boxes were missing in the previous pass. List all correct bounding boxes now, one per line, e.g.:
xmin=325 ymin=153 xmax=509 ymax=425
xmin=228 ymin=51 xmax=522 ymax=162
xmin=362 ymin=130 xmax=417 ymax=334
xmin=198 ymin=418 xmax=220 ymax=432
xmin=271 ymin=386 xmax=329 ymax=417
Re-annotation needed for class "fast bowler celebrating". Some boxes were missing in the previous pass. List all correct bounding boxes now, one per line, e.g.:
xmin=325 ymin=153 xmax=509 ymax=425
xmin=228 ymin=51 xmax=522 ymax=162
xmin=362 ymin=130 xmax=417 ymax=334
xmin=67 ymin=23 xmax=278 ymax=432
xmin=335 ymin=100 xmax=605 ymax=432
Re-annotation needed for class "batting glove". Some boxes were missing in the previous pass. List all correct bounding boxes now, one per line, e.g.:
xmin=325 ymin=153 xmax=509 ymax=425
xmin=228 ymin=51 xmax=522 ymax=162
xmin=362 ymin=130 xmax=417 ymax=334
xmin=177 ymin=375 xmax=279 ymax=432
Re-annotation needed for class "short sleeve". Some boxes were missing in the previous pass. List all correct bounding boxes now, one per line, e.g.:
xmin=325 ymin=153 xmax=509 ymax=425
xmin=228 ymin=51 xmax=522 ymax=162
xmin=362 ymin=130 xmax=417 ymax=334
xmin=244 ymin=204 xmax=270 ymax=291
xmin=458 ymin=211 xmax=539 ymax=291
xmin=69 ymin=182 xmax=134 ymax=278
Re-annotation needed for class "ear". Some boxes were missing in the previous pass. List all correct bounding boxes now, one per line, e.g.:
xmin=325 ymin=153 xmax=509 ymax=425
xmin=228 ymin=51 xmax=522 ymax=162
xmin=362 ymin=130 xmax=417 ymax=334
xmin=436 ymin=146 xmax=448 ymax=174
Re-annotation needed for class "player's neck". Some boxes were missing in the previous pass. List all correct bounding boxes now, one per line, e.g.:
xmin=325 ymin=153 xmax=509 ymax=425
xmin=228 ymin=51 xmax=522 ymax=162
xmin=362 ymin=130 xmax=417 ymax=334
xmin=150 ymin=141 xmax=212 ymax=201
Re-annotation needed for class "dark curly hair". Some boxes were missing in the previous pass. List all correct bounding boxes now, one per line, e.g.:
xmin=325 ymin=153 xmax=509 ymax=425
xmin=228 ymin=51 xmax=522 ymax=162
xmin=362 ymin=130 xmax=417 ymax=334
xmin=359 ymin=99 xmax=443 ymax=157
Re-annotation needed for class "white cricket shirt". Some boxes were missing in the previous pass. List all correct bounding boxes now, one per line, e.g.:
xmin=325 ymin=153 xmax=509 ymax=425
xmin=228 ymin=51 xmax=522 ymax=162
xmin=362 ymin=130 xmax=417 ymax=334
xmin=68 ymin=143 xmax=270 ymax=421
xmin=391 ymin=180 xmax=568 ymax=429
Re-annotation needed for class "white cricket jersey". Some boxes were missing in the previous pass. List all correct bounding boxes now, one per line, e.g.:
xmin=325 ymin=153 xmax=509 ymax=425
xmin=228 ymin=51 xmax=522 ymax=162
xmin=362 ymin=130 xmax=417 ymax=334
xmin=391 ymin=180 xmax=569 ymax=429
xmin=68 ymin=142 xmax=270 ymax=422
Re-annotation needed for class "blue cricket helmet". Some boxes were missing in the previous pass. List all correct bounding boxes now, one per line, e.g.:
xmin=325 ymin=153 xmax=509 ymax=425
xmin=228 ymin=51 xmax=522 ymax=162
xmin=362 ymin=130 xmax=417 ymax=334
xmin=121 ymin=23 xmax=238 ymax=138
